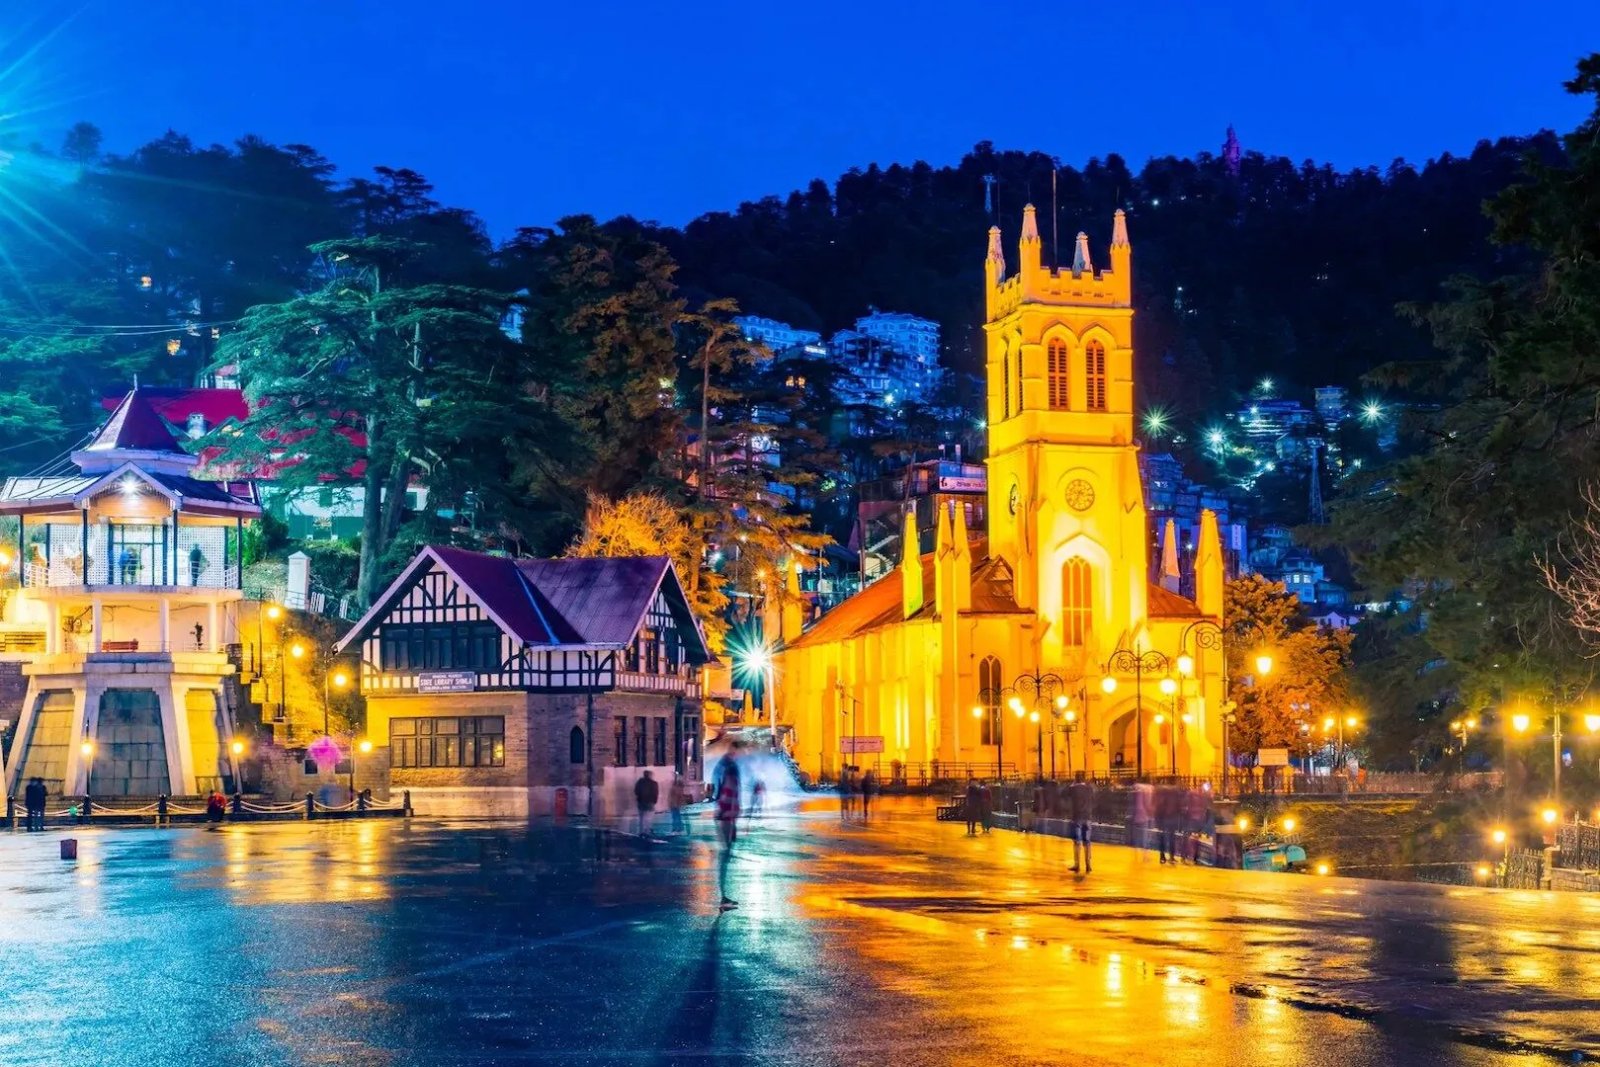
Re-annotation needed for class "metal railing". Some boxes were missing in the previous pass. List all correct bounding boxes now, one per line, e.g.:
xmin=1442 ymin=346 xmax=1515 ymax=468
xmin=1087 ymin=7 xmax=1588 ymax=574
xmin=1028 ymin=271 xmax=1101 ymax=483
xmin=24 ymin=561 xmax=240 ymax=591
xmin=5 ymin=790 xmax=413 ymax=826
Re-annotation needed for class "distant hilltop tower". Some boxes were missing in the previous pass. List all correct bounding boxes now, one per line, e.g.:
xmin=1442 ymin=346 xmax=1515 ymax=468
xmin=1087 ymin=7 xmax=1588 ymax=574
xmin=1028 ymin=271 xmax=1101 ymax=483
xmin=1223 ymin=125 xmax=1241 ymax=178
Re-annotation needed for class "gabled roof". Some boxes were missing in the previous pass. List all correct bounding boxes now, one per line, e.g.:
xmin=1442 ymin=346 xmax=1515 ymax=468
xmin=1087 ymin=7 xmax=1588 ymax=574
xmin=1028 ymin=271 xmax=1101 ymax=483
xmin=86 ymin=389 xmax=186 ymax=455
xmin=100 ymin=387 xmax=249 ymax=429
xmin=335 ymin=545 xmax=713 ymax=665
xmin=788 ymin=541 xmax=1026 ymax=650
xmin=1147 ymin=584 xmax=1204 ymax=618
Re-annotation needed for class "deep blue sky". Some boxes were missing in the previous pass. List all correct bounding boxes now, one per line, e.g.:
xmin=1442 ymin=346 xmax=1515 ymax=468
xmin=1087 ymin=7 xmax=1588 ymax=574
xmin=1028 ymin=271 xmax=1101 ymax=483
xmin=23 ymin=1 xmax=1600 ymax=236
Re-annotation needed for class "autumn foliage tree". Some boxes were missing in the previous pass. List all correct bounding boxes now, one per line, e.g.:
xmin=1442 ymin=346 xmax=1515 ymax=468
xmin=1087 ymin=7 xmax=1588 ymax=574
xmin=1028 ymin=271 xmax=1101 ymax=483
xmin=1223 ymin=574 xmax=1354 ymax=760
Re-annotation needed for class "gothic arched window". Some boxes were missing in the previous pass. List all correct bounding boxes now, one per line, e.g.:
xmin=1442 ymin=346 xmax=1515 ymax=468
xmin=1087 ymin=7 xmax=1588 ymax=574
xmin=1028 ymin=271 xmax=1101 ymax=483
xmin=1002 ymin=354 xmax=1011 ymax=420
xmin=978 ymin=655 xmax=1003 ymax=745
xmin=1062 ymin=559 xmax=1093 ymax=647
xmin=569 ymin=725 xmax=586 ymax=765
xmin=1047 ymin=338 xmax=1070 ymax=410
xmin=1085 ymin=340 xmax=1107 ymax=412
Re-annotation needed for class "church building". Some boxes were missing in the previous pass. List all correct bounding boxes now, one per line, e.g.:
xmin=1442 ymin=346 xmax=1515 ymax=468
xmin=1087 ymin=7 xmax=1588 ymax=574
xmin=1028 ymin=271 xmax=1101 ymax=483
xmin=775 ymin=209 xmax=1228 ymax=781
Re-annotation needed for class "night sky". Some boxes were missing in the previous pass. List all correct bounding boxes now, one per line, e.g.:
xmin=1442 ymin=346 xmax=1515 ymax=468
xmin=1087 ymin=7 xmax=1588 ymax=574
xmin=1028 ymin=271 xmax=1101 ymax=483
xmin=27 ymin=1 xmax=1600 ymax=236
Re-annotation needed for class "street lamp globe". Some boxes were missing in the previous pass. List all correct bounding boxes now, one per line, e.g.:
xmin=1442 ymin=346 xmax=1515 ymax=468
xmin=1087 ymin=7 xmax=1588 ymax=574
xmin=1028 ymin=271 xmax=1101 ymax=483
xmin=265 ymin=604 xmax=282 ymax=621
xmin=358 ymin=739 xmax=373 ymax=755
xmin=1054 ymin=694 xmax=1069 ymax=710
xmin=1541 ymin=807 xmax=1559 ymax=826
xmin=971 ymin=706 xmax=985 ymax=719
xmin=1465 ymin=717 xmax=1478 ymax=730
xmin=1511 ymin=713 xmax=1531 ymax=734
xmin=1280 ymin=816 xmax=1298 ymax=833
xmin=1323 ymin=716 xmax=1336 ymax=731
xmin=332 ymin=671 xmax=350 ymax=689
xmin=1029 ymin=710 xmax=1040 ymax=723
xmin=290 ymin=643 xmax=306 ymax=660
xmin=1159 ymin=677 xmax=1178 ymax=696
xmin=1064 ymin=710 xmax=1077 ymax=723
xmin=1154 ymin=713 xmax=1165 ymax=727
xmin=1008 ymin=696 xmax=1024 ymax=715
xmin=79 ymin=740 xmax=94 ymax=757
xmin=1100 ymin=676 xmax=1118 ymax=695
xmin=1491 ymin=828 xmax=1508 ymax=845
xmin=1585 ymin=714 xmax=1600 ymax=734
xmin=1254 ymin=653 xmax=1273 ymax=676
xmin=1176 ymin=653 xmax=1195 ymax=677
xmin=1345 ymin=714 xmax=1360 ymax=728
xmin=231 ymin=740 xmax=245 ymax=756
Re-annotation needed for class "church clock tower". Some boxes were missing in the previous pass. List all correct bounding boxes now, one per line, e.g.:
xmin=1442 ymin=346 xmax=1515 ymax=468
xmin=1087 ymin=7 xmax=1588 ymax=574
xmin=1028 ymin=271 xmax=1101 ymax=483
xmin=982 ymin=206 xmax=1150 ymax=672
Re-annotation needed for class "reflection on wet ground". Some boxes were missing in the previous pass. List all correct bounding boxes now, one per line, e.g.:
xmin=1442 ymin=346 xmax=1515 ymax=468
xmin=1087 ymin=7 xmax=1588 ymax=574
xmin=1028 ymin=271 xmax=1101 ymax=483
xmin=0 ymin=796 xmax=1590 ymax=1065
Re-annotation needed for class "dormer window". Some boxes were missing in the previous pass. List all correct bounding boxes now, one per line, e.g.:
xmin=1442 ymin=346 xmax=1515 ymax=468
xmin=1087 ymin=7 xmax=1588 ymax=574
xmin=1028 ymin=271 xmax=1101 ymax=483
xmin=186 ymin=413 xmax=206 ymax=439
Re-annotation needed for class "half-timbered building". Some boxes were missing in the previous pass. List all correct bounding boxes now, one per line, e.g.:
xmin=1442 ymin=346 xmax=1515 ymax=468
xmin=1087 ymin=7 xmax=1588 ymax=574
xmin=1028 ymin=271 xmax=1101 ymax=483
xmin=335 ymin=545 xmax=713 ymax=817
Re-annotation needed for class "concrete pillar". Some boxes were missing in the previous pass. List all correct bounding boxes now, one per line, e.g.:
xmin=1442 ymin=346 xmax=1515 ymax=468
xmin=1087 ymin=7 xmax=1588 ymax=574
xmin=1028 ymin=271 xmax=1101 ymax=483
xmin=69 ymin=684 xmax=92 ymax=794
xmin=162 ymin=682 xmax=194 ymax=794
xmin=45 ymin=603 xmax=59 ymax=655
xmin=286 ymin=551 xmax=311 ymax=611
xmin=158 ymin=600 xmax=170 ymax=652
xmin=90 ymin=598 xmax=102 ymax=654
xmin=206 ymin=601 xmax=219 ymax=652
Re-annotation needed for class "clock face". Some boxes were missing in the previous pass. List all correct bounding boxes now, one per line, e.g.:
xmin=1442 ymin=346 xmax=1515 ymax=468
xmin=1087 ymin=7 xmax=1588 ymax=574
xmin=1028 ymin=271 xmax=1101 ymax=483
xmin=1065 ymin=478 xmax=1096 ymax=512
xmin=1008 ymin=483 xmax=1020 ymax=516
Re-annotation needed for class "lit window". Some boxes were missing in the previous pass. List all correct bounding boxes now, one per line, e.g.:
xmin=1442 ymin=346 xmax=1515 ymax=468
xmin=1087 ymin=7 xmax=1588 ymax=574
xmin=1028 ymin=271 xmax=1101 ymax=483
xmin=1085 ymin=340 xmax=1107 ymax=412
xmin=1047 ymin=339 xmax=1070 ymax=410
xmin=1063 ymin=559 xmax=1092 ymax=646
xmin=978 ymin=656 xmax=1003 ymax=745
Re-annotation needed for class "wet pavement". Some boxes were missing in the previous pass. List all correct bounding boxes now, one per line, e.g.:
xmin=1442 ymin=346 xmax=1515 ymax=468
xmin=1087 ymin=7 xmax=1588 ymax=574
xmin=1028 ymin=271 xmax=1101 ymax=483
xmin=0 ymin=795 xmax=1594 ymax=1066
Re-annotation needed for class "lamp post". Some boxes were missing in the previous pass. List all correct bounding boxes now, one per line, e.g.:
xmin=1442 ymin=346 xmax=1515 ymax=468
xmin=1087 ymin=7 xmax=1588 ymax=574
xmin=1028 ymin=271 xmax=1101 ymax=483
xmin=1101 ymin=647 xmax=1171 ymax=779
xmin=322 ymin=664 xmax=348 ymax=738
xmin=352 ymin=737 xmax=372 ymax=796
xmin=740 ymin=644 xmax=778 ymax=750
xmin=80 ymin=738 xmax=95 ymax=798
xmin=835 ymin=683 xmax=860 ymax=780
xmin=1323 ymin=713 xmax=1361 ymax=774
xmin=1178 ymin=618 xmax=1274 ymax=790
xmin=1159 ymin=675 xmax=1179 ymax=775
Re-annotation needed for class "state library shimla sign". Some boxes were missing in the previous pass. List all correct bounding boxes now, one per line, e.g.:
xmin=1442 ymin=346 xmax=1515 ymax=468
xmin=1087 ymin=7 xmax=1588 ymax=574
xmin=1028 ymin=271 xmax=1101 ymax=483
xmin=416 ymin=671 xmax=477 ymax=694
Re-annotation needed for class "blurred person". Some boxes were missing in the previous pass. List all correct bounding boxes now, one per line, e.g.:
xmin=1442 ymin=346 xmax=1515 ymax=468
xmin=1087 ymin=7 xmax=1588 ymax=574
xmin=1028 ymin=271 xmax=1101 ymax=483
xmin=964 ymin=777 xmax=981 ymax=836
xmin=1130 ymin=781 xmax=1154 ymax=860
xmin=713 ymin=749 xmax=742 ymax=908
xmin=980 ymin=780 xmax=994 ymax=834
xmin=1068 ymin=774 xmax=1095 ymax=874
xmin=634 ymin=770 xmax=659 ymax=837
xmin=669 ymin=772 xmax=687 ymax=835
xmin=860 ymin=768 xmax=877 ymax=821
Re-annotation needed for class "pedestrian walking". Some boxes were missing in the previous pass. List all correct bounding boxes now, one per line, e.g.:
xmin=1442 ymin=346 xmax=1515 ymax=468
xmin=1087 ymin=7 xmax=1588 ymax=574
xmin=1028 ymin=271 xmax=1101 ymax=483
xmin=749 ymin=777 xmax=767 ymax=821
xmin=713 ymin=750 xmax=742 ymax=908
xmin=24 ymin=776 xmax=46 ymax=832
xmin=634 ymin=770 xmax=659 ymax=836
xmin=860 ymin=768 xmax=877 ymax=821
xmin=964 ymin=777 xmax=980 ymax=836
xmin=839 ymin=767 xmax=856 ymax=820
xmin=1068 ymin=774 xmax=1095 ymax=874
xmin=979 ymin=781 xmax=994 ymax=834
xmin=1130 ymin=781 xmax=1154 ymax=860
xmin=1155 ymin=783 xmax=1181 ymax=863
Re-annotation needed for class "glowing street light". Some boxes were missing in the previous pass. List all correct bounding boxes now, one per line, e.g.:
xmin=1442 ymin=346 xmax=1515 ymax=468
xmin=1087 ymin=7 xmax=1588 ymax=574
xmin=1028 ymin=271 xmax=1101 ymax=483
xmin=1541 ymin=806 xmax=1559 ymax=826
xmin=1101 ymin=676 xmax=1118 ymax=694
xmin=1315 ymin=862 xmax=1330 ymax=876
xmin=1511 ymin=713 xmax=1531 ymax=734
xmin=1254 ymin=653 xmax=1274 ymax=677
xmin=231 ymin=739 xmax=245 ymax=757
xmin=1491 ymin=827 xmax=1508 ymax=845
xmin=1159 ymin=677 xmax=1178 ymax=697
xmin=1175 ymin=653 xmax=1195 ymax=677
xmin=1360 ymin=400 xmax=1384 ymax=424
xmin=1280 ymin=816 xmax=1298 ymax=833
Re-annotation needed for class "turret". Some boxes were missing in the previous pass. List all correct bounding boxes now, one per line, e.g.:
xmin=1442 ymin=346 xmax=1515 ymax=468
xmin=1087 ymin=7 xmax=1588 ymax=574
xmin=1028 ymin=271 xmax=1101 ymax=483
xmin=1108 ymin=209 xmax=1132 ymax=305
xmin=933 ymin=501 xmax=955 ymax=616
xmin=984 ymin=225 xmax=1006 ymax=319
xmin=1194 ymin=508 xmax=1225 ymax=619
xmin=1072 ymin=231 xmax=1093 ymax=276
xmin=901 ymin=509 xmax=924 ymax=619
xmin=950 ymin=500 xmax=972 ymax=612
xmin=1018 ymin=204 xmax=1042 ymax=286
xmin=1160 ymin=518 xmax=1181 ymax=594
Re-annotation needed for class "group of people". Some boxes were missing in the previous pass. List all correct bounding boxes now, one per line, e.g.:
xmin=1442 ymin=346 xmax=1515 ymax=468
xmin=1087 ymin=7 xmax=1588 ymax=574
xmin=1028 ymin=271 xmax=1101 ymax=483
xmin=632 ymin=769 xmax=699 ymax=838
xmin=837 ymin=766 xmax=878 ymax=820
xmin=1128 ymin=781 xmax=1214 ymax=864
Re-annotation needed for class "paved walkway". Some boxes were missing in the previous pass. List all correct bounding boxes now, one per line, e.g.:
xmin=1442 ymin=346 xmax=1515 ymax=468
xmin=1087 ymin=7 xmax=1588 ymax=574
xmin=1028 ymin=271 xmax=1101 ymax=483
xmin=0 ymin=796 xmax=1592 ymax=1065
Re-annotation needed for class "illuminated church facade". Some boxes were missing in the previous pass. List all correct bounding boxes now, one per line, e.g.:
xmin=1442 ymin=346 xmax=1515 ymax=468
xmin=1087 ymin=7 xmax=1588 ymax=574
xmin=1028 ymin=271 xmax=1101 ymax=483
xmin=775 ymin=208 xmax=1228 ymax=781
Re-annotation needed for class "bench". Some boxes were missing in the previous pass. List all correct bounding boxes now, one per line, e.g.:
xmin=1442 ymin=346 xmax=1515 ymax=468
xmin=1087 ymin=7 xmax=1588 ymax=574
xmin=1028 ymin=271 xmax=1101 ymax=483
xmin=100 ymin=640 xmax=139 ymax=653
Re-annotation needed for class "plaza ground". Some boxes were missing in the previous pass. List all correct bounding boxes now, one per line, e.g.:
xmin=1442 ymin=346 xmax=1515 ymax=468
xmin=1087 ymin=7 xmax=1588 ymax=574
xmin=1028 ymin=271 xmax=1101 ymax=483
xmin=0 ymin=796 xmax=1594 ymax=1066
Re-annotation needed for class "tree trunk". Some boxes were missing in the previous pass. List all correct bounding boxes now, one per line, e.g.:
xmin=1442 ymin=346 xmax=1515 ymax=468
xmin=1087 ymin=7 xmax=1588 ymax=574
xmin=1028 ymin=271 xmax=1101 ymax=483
xmin=380 ymin=454 xmax=410 ymax=547
xmin=357 ymin=415 xmax=387 ymax=609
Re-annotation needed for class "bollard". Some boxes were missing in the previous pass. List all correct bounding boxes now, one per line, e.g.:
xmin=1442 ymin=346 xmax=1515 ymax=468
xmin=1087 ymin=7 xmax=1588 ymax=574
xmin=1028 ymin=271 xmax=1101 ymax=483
xmin=60 ymin=838 xmax=78 ymax=861
xmin=357 ymin=790 xmax=369 ymax=815
xmin=157 ymin=794 xmax=169 ymax=827
xmin=403 ymin=790 xmax=413 ymax=817
xmin=305 ymin=791 xmax=315 ymax=820
xmin=81 ymin=793 xmax=92 ymax=825
xmin=231 ymin=792 xmax=243 ymax=818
